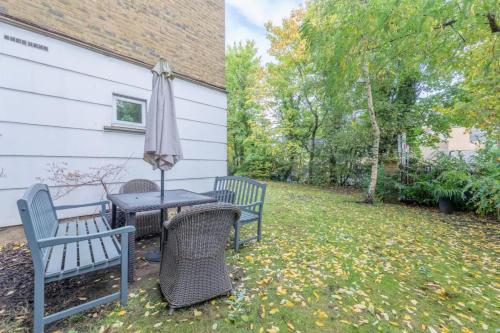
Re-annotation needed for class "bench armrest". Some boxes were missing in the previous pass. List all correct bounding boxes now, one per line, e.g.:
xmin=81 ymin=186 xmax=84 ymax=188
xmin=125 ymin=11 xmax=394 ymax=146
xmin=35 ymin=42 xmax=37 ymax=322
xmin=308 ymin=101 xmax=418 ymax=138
xmin=236 ymin=201 xmax=262 ymax=209
xmin=238 ymin=202 xmax=263 ymax=210
xmin=54 ymin=201 xmax=109 ymax=210
xmin=37 ymin=226 xmax=135 ymax=248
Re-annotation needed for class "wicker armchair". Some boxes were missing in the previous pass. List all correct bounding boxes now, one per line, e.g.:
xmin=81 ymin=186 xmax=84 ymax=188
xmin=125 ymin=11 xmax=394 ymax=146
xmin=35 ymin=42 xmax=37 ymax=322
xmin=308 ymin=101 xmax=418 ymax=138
xmin=118 ymin=179 xmax=162 ymax=239
xmin=159 ymin=203 xmax=241 ymax=312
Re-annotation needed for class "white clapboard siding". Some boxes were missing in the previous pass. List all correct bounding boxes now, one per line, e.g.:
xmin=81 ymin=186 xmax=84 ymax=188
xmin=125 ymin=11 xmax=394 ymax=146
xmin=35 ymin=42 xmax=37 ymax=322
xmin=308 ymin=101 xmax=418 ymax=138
xmin=0 ymin=123 xmax=227 ymax=160
xmin=0 ymin=115 xmax=226 ymax=144
xmin=0 ymin=89 xmax=227 ymax=127
xmin=0 ymin=157 xmax=226 ymax=189
xmin=0 ymin=23 xmax=227 ymax=227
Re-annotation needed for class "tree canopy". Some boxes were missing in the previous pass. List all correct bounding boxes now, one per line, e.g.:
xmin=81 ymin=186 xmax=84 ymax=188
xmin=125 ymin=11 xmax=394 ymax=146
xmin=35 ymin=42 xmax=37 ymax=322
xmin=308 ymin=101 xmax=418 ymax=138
xmin=226 ymin=0 xmax=498 ymax=201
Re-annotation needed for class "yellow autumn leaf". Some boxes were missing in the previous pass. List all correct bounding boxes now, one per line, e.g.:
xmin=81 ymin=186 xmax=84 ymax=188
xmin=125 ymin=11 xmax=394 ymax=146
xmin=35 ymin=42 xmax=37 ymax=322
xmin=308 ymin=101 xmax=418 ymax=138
xmin=194 ymin=309 xmax=202 ymax=317
xmin=257 ymin=277 xmax=273 ymax=285
xmin=283 ymin=299 xmax=295 ymax=308
xmin=269 ymin=307 xmax=279 ymax=315
xmin=245 ymin=255 xmax=254 ymax=263
xmin=287 ymin=322 xmax=295 ymax=330
xmin=266 ymin=325 xmax=280 ymax=333
xmin=276 ymin=286 xmax=287 ymax=296
xmin=118 ymin=310 xmax=126 ymax=316
xmin=314 ymin=309 xmax=328 ymax=319
xmin=315 ymin=320 xmax=325 ymax=327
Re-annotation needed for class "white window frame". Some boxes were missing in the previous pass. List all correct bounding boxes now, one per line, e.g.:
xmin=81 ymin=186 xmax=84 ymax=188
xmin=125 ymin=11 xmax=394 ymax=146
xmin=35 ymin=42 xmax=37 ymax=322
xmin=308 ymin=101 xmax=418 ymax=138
xmin=112 ymin=94 xmax=147 ymax=128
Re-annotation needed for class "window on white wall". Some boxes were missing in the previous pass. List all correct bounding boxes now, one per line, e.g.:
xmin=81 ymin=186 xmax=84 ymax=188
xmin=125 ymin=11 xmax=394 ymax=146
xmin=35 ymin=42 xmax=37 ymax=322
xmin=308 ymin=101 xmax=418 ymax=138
xmin=112 ymin=94 xmax=146 ymax=127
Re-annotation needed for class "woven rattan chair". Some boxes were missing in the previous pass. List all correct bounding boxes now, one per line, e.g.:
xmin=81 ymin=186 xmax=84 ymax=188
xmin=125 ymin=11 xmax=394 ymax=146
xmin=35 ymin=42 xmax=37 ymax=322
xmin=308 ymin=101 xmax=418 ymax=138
xmin=118 ymin=179 xmax=161 ymax=239
xmin=159 ymin=203 xmax=241 ymax=313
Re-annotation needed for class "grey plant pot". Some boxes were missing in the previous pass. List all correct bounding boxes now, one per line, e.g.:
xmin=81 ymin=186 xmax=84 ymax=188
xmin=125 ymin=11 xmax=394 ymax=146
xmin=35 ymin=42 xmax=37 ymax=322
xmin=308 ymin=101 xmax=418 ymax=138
xmin=438 ymin=197 xmax=454 ymax=214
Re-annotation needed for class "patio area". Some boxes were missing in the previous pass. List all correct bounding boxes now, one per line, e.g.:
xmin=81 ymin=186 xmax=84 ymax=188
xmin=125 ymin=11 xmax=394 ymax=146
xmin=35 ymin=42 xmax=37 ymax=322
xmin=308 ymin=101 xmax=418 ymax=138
xmin=1 ymin=181 xmax=498 ymax=333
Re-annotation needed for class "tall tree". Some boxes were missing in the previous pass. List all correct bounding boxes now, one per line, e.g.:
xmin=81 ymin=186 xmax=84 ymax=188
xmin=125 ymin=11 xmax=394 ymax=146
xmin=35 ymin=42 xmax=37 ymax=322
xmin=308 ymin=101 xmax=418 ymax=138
xmin=303 ymin=0 xmax=498 ymax=201
xmin=267 ymin=9 xmax=329 ymax=182
xmin=225 ymin=41 xmax=263 ymax=174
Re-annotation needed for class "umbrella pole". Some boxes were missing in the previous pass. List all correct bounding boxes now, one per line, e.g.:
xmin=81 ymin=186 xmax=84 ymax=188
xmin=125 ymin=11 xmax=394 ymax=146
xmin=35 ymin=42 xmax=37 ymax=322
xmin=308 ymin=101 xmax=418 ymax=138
xmin=161 ymin=170 xmax=165 ymax=198
xmin=145 ymin=170 xmax=165 ymax=263
xmin=160 ymin=170 xmax=165 ymax=250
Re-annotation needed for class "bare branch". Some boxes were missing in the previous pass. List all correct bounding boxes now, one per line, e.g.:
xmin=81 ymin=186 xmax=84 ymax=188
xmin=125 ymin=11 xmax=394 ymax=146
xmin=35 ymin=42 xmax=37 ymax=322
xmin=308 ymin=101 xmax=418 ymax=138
xmin=38 ymin=159 xmax=130 ymax=200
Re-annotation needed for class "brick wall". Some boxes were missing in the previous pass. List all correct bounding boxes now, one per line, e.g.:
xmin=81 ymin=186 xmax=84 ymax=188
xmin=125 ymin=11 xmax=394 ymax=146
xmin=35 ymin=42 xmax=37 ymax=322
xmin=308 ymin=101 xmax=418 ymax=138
xmin=0 ymin=0 xmax=225 ymax=88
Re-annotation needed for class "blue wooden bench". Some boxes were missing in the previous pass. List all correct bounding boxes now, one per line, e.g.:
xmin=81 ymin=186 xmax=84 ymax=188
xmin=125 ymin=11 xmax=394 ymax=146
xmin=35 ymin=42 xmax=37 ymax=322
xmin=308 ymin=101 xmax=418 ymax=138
xmin=203 ymin=176 xmax=266 ymax=251
xmin=17 ymin=184 xmax=135 ymax=333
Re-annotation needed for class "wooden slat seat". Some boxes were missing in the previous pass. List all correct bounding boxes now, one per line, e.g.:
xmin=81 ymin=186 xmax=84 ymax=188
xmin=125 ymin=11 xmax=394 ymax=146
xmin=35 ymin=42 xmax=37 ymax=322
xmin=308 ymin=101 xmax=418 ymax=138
xmin=239 ymin=211 xmax=259 ymax=224
xmin=17 ymin=184 xmax=135 ymax=332
xmin=44 ymin=217 xmax=121 ymax=282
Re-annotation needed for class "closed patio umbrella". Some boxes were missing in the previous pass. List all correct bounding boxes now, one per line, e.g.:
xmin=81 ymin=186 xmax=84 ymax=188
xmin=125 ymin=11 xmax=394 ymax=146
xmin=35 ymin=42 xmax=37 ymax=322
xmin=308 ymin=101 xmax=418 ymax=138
xmin=143 ymin=58 xmax=183 ymax=261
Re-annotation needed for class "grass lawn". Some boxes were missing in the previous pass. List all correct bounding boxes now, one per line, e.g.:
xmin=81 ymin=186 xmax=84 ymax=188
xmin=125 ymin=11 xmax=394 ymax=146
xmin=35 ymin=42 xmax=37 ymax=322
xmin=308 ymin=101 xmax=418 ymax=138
xmin=4 ymin=181 xmax=499 ymax=332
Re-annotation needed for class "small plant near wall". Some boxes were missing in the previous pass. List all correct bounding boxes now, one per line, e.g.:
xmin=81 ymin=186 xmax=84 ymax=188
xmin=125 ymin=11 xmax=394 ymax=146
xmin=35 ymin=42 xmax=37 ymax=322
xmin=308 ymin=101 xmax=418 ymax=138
xmin=431 ymin=167 xmax=470 ymax=214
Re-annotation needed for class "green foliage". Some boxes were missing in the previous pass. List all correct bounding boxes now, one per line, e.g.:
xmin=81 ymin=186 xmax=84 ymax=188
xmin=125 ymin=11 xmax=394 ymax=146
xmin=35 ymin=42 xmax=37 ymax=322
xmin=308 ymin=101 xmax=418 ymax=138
xmin=398 ymin=154 xmax=470 ymax=207
xmin=428 ymin=154 xmax=470 ymax=203
xmin=225 ymin=41 xmax=263 ymax=174
xmin=224 ymin=0 xmax=497 ymax=215
xmin=362 ymin=165 xmax=402 ymax=202
xmin=466 ymin=144 xmax=500 ymax=217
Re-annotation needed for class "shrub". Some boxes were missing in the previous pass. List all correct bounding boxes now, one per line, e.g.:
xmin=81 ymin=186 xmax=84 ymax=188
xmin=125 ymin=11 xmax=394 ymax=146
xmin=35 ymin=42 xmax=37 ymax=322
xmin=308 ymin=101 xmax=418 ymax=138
xmin=428 ymin=154 xmax=470 ymax=205
xmin=466 ymin=144 xmax=500 ymax=217
xmin=400 ymin=154 xmax=470 ymax=208
xmin=362 ymin=165 xmax=401 ymax=202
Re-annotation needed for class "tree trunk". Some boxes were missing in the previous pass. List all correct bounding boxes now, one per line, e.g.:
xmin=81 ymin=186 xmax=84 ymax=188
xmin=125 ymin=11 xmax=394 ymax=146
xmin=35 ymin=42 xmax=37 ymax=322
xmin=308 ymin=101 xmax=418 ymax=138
xmin=362 ymin=59 xmax=380 ymax=203
xmin=308 ymin=125 xmax=317 ymax=183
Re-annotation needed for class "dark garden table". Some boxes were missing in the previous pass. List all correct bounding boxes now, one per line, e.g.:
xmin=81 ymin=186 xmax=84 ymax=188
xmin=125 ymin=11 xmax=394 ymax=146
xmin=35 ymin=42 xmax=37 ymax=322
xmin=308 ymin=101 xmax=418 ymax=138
xmin=107 ymin=189 xmax=217 ymax=282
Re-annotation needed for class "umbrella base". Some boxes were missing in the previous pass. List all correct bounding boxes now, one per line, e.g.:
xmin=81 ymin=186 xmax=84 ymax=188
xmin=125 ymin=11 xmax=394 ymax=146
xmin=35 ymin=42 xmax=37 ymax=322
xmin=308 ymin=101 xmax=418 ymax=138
xmin=145 ymin=249 xmax=162 ymax=262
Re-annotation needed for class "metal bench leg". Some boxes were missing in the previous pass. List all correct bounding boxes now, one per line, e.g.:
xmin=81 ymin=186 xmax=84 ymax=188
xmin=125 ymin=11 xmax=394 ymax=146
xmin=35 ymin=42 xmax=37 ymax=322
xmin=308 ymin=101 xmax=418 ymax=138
xmin=234 ymin=222 xmax=240 ymax=251
xmin=126 ymin=212 xmax=136 ymax=282
xmin=257 ymin=218 xmax=262 ymax=242
xmin=120 ymin=231 xmax=129 ymax=306
xmin=34 ymin=271 xmax=44 ymax=333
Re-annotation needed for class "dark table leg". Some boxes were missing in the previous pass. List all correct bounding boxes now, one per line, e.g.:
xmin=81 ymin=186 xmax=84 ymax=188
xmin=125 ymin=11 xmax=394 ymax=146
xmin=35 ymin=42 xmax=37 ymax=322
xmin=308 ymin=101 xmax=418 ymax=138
xmin=125 ymin=212 xmax=136 ymax=282
xmin=111 ymin=204 xmax=117 ymax=229
xmin=159 ymin=209 xmax=168 ymax=252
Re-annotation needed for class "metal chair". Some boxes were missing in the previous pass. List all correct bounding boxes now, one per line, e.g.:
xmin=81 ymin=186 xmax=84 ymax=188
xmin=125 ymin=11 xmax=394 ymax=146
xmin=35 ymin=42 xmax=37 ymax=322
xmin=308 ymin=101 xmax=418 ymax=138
xmin=203 ymin=176 xmax=266 ymax=250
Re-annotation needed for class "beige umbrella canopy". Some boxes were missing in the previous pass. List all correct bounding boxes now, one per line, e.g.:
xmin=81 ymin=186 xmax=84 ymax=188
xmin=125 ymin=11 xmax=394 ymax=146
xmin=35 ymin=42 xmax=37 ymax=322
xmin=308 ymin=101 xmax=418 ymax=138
xmin=144 ymin=58 xmax=183 ymax=174
xmin=143 ymin=58 xmax=183 ymax=262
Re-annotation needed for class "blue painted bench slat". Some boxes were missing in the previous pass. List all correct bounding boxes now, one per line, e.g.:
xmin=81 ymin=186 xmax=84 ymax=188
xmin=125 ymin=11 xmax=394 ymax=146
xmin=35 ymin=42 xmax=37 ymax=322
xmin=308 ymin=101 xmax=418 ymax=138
xmin=17 ymin=184 xmax=135 ymax=333
xmin=77 ymin=220 xmax=93 ymax=270
xmin=63 ymin=222 xmax=78 ymax=274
